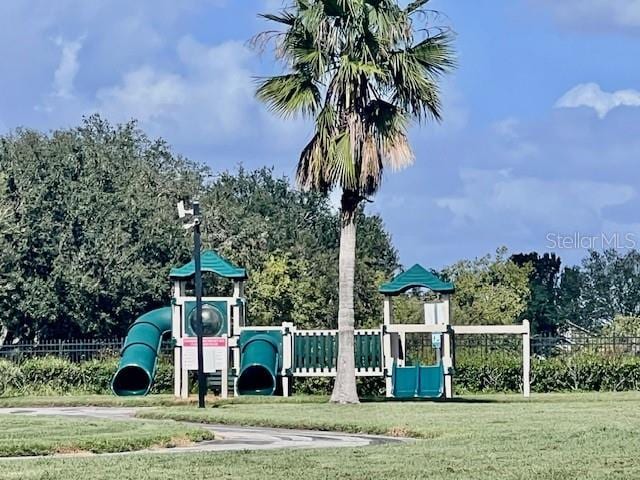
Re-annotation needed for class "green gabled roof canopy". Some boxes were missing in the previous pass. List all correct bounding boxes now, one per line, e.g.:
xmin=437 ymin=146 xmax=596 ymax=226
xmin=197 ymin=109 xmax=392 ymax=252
xmin=379 ymin=264 xmax=455 ymax=295
xmin=169 ymin=250 xmax=247 ymax=280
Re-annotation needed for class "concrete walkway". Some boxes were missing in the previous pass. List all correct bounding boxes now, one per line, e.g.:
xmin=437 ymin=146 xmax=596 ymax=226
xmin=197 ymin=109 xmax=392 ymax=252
xmin=0 ymin=407 xmax=408 ymax=458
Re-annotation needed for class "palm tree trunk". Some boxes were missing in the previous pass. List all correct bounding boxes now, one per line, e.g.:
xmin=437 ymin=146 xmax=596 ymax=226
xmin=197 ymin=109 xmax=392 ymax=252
xmin=330 ymin=190 xmax=360 ymax=404
xmin=0 ymin=325 xmax=7 ymax=347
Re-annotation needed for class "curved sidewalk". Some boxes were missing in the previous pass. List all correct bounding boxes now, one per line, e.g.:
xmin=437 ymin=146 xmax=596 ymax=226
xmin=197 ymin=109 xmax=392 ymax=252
xmin=0 ymin=406 xmax=409 ymax=458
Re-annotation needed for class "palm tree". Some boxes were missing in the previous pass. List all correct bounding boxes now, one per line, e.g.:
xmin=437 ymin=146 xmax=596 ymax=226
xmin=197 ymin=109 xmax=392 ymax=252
xmin=255 ymin=0 xmax=454 ymax=403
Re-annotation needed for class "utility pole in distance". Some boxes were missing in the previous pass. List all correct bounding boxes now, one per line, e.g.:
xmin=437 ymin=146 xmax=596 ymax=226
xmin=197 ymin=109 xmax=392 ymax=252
xmin=192 ymin=201 xmax=206 ymax=408
xmin=178 ymin=199 xmax=206 ymax=408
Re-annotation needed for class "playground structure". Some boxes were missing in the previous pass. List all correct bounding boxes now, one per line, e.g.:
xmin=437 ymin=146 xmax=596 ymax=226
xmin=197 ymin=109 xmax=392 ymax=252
xmin=112 ymin=251 xmax=531 ymax=399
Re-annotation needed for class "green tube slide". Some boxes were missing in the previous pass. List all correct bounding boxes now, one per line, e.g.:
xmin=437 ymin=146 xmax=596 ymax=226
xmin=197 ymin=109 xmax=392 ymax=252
xmin=237 ymin=332 xmax=281 ymax=395
xmin=111 ymin=307 xmax=172 ymax=396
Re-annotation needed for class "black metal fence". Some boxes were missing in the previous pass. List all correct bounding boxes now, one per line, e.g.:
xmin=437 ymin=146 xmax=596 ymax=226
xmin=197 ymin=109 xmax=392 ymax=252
xmin=3 ymin=334 xmax=640 ymax=364
xmin=0 ymin=338 xmax=173 ymax=363
xmin=455 ymin=334 xmax=640 ymax=357
xmin=408 ymin=332 xmax=640 ymax=364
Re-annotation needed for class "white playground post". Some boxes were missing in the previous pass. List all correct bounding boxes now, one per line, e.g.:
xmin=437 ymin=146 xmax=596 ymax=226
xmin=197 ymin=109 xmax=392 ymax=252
xmin=172 ymin=280 xmax=187 ymax=398
xmin=221 ymin=341 xmax=229 ymax=399
xmin=383 ymin=296 xmax=394 ymax=397
xmin=441 ymin=294 xmax=453 ymax=399
xmin=523 ymin=320 xmax=531 ymax=398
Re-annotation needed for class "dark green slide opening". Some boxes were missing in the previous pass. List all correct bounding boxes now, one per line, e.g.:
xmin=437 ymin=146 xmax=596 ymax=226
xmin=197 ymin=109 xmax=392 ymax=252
xmin=237 ymin=365 xmax=275 ymax=395
xmin=112 ymin=307 xmax=172 ymax=396
xmin=237 ymin=332 xmax=281 ymax=396
xmin=112 ymin=365 xmax=152 ymax=396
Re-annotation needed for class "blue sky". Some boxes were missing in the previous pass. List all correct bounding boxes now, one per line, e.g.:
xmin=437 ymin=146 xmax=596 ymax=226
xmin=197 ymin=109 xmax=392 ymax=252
xmin=1 ymin=0 xmax=639 ymax=269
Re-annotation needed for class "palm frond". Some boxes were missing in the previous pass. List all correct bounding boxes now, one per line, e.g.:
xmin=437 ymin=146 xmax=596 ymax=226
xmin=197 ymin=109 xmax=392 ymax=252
xmin=409 ymin=32 xmax=456 ymax=75
xmin=381 ymin=132 xmax=414 ymax=171
xmin=330 ymin=132 xmax=357 ymax=190
xmin=255 ymin=74 xmax=321 ymax=118
xmin=405 ymin=0 xmax=431 ymax=14
xmin=385 ymin=50 xmax=443 ymax=121
xmin=259 ymin=11 xmax=296 ymax=26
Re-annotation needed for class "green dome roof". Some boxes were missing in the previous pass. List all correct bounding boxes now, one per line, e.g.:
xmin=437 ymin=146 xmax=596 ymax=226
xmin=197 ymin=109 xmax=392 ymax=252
xmin=379 ymin=264 xmax=454 ymax=295
xmin=169 ymin=250 xmax=247 ymax=280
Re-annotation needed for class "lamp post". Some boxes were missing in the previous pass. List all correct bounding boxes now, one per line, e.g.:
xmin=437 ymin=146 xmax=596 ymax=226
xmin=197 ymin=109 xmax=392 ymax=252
xmin=178 ymin=200 xmax=206 ymax=408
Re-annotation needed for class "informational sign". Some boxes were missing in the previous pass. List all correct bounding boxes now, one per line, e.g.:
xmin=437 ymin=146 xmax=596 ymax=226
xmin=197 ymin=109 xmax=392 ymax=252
xmin=182 ymin=337 xmax=227 ymax=373
xmin=431 ymin=333 xmax=442 ymax=350
xmin=424 ymin=301 xmax=449 ymax=325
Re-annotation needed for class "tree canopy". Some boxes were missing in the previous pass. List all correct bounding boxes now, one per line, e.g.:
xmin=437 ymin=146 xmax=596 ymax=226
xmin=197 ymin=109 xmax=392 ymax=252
xmin=442 ymin=247 xmax=531 ymax=325
xmin=3 ymin=117 xmax=640 ymax=342
xmin=0 ymin=117 xmax=398 ymax=343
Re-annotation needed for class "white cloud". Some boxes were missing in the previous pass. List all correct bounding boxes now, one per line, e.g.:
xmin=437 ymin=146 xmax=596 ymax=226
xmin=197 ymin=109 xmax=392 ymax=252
xmin=540 ymin=0 xmax=640 ymax=32
xmin=93 ymin=36 xmax=310 ymax=154
xmin=95 ymin=38 xmax=254 ymax=143
xmin=555 ymin=83 xmax=640 ymax=118
xmin=437 ymin=168 xmax=635 ymax=231
xmin=491 ymin=117 xmax=539 ymax=161
xmin=53 ymin=37 xmax=83 ymax=98
xmin=96 ymin=67 xmax=185 ymax=122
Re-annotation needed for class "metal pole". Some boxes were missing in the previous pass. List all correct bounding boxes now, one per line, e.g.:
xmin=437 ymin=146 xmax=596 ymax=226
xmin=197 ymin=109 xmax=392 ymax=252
xmin=193 ymin=200 xmax=206 ymax=408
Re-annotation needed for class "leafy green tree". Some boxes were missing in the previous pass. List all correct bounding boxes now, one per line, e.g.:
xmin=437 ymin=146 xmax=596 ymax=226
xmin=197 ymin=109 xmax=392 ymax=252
xmin=442 ymin=248 xmax=531 ymax=325
xmin=579 ymin=249 xmax=640 ymax=328
xmin=250 ymin=252 xmax=334 ymax=328
xmin=0 ymin=117 xmax=202 ymax=341
xmin=200 ymin=168 xmax=399 ymax=329
xmin=556 ymin=266 xmax=583 ymax=329
xmin=255 ymin=0 xmax=454 ymax=403
xmin=0 ymin=171 xmax=20 ymax=344
xmin=511 ymin=252 xmax=562 ymax=334
xmin=601 ymin=315 xmax=640 ymax=337
xmin=0 ymin=122 xmax=399 ymax=344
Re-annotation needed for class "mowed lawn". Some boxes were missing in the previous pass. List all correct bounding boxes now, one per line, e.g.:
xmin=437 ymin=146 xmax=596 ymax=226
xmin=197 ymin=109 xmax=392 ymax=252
xmin=0 ymin=415 xmax=214 ymax=457
xmin=1 ymin=392 xmax=640 ymax=479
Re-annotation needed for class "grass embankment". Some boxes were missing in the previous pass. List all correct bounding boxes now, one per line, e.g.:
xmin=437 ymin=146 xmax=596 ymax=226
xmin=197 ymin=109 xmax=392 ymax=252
xmin=0 ymin=394 xmax=197 ymax=408
xmin=0 ymin=415 xmax=214 ymax=457
xmin=137 ymin=391 xmax=640 ymax=438
xmin=1 ymin=392 xmax=640 ymax=479
xmin=0 ymin=394 xmax=327 ymax=408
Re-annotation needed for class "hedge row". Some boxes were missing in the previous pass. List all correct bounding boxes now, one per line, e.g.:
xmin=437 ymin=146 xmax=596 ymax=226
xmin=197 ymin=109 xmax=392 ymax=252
xmin=0 ymin=357 xmax=173 ymax=397
xmin=455 ymin=354 xmax=640 ymax=393
xmin=3 ymin=354 xmax=640 ymax=397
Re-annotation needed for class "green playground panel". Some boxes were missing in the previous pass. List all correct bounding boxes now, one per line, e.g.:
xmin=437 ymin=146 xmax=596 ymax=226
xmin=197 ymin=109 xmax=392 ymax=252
xmin=183 ymin=300 xmax=228 ymax=337
xmin=392 ymin=362 xmax=444 ymax=399
xmin=293 ymin=332 xmax=382 ymax=370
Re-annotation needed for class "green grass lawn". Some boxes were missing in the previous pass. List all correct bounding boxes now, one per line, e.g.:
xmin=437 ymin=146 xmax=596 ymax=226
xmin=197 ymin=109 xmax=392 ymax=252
xmin=0 ymin=394 xmax=196 ymax=408
xmin=1 ymin=392 xmax=640 ymax=479
xmin=136 ymin=391 xmax=640 ymax=437
xmin=0 ymin=415 xmax=214 ymax=457
xmin=0 ymin=394 xmax=327 ymax=408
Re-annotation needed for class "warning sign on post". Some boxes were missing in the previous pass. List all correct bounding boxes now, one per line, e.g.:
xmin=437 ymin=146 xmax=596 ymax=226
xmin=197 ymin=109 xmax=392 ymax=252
xmin=182 ymin=337 xmax=227 ymax=373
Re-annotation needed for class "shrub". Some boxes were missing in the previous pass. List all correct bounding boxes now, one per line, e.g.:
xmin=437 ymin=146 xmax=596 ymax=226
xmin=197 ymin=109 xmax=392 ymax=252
xmin=0 ymin=360 xmax=24 ymax=396
xmin=0 ymin=356 xmax=173 ymax=397
xmin=5 ymin=353 xmax=640 ymax=397
xmin=455 ymin=353 xmax=640 ymax=393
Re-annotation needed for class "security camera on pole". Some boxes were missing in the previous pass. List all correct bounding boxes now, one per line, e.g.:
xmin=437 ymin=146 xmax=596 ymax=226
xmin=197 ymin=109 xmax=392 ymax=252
xmin=177 ymin=199 xmax=206 ymax=408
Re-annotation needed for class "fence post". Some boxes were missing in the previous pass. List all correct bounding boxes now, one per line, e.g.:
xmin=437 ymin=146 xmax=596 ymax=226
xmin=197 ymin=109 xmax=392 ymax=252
xmin=612 ymin=332 xmax=616 ymax=355
xmin=522 ymin=320 xmax=531 ymax=398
